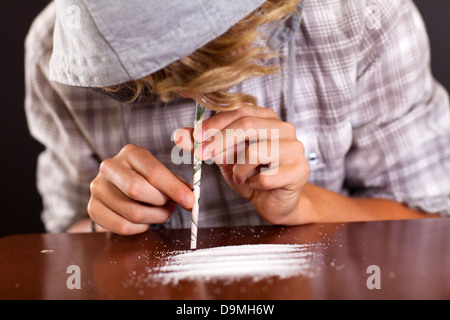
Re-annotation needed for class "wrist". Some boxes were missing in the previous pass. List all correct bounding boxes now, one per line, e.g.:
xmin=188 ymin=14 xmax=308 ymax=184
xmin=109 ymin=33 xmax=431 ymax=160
xmin=275 ymin=185 xmax=316 ymax=226
xmin=293 ymin=185 xmax=317 ymax=224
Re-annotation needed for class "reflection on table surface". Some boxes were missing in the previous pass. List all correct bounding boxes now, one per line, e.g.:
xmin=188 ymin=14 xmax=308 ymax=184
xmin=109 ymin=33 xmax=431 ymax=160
xmin=1 ymin=218 xmax=450 ymax=299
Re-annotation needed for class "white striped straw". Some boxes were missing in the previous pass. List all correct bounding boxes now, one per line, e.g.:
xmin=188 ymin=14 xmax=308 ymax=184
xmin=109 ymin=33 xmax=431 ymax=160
xmin=191 ymin=102 xmax=206 ymax=250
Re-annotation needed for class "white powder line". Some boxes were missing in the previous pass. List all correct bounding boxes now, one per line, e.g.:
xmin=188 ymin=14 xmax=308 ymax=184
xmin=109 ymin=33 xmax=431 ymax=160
xmin=157 ymin=257 xmax=310 ymax=272
xmin=167 ymin=244 xmax=313 ymax=259
xmin=155 ymin=264 xmax=310 ymax=281
xmin=163 ymin=251 xmax=311 ymax=262
xmin=161 ymin=252 xmax=312 ymax=268
xmin=147 ymin=244 xmax=323 ymax=285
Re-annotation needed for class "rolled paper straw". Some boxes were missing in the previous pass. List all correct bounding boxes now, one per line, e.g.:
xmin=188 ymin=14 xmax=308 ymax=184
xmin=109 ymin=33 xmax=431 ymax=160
xmin=191 ymin=102 xmax=206 ymax=250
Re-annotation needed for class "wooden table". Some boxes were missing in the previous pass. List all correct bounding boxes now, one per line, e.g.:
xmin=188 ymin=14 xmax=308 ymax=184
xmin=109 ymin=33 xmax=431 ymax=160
xmin=1 ymin=218 xmax=450 ymax=300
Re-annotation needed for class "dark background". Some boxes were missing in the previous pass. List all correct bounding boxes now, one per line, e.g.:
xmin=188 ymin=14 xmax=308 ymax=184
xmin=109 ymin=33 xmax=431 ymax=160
xmin=0 ymin=1 xmax=449 ymax=237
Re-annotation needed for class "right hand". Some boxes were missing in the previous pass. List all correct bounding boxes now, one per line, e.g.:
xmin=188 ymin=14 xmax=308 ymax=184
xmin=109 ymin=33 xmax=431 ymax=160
xmin=87 ymin=144 xmax=195 ymax=235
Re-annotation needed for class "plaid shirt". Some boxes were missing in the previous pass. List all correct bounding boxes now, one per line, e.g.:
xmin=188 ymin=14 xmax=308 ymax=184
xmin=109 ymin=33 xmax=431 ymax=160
xmin=25 ymin=0 xmax=450 ymax=232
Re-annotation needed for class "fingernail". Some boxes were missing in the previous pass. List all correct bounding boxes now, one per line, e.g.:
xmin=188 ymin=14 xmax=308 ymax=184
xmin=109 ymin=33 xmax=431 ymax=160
xmin=195 ymin=144 xmax=210 ymax=160
xmin=173 ymin=128 xmax=186 ymax=145
xmin=181 ymin=193 xmax=194 ymax=209
xmin=193 ymin=128 xmax=203 ymax=142
xmin=173 ymin=129 xmax=181 ymax=144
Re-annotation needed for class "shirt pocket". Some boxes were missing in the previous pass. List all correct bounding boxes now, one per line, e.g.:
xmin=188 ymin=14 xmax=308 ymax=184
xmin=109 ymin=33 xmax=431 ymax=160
xmin=295 ymin=120 xmax=353 ymax=172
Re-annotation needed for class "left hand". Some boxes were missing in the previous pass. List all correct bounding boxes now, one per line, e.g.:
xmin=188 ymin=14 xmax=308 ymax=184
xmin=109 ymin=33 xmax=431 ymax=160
xmin=174 ymin=105 xmax=310 ymax=225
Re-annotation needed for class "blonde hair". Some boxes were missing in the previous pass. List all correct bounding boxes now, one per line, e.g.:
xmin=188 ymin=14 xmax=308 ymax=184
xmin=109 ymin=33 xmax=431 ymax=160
xmin=105 ymin=0 xmax=300 ymax=111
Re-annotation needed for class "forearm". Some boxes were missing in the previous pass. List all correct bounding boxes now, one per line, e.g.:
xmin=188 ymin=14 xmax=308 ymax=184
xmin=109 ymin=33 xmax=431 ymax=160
xmin=292 ymin=184 xmax=441 ymax=225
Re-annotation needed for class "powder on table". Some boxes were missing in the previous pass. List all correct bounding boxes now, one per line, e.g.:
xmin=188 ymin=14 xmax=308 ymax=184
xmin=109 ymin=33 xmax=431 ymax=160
xmin=148 ymin=244 xmax=323 ymax=284
xmin=40 ymin=249 xmax=54 ymax=253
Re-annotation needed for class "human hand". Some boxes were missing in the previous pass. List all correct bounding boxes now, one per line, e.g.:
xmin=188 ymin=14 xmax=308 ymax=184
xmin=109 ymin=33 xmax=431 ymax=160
xmin=174 ymin=106 xmax=310 ymax=225
xmin=87 ymin=144 xmax=195 ymax=235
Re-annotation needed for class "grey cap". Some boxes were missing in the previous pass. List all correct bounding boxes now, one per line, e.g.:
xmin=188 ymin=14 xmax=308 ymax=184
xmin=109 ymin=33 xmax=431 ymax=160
xmin=49 ymin=0 xmax=266 ymax=87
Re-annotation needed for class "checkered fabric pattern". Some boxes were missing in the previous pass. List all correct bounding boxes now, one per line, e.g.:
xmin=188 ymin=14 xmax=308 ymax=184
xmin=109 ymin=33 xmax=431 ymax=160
xmin=25 ymin=0 xmax=450 ymax=232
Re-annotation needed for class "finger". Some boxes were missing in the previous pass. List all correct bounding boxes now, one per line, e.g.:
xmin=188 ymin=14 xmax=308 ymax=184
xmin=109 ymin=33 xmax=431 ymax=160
xmin=194 ymin=106 xmax=279 ymax=142
xmin=120 ymin=145 xmax=195 ymax=209
xmin=91 ymin=176 xmax=175 ymax=225
xmin=173 ymin=127 xmax=194 ymax=154
xmin=174 ymin=173 xmax=193 ymax=190
xmin=231 ymin=141 xmax=273 ymax=185
xmin=195 ymin=118 xmax=296 ymax=161
xmin=88 ymin=197 xmax=149 ymax=235
xmin=231 ymin=139 xmax=304 ymax=184
xmin=210 ymin=141 xmax=249 ymax=166
xmin=100 ymin=158 xmax=169 ymax=206
xmin=247 ymin=162 xmax=309 ymax=191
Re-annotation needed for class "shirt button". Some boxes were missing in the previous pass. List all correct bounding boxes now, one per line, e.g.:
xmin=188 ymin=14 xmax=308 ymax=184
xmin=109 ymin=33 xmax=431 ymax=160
xmin=306 ymin=152 xmax=319 ymax=166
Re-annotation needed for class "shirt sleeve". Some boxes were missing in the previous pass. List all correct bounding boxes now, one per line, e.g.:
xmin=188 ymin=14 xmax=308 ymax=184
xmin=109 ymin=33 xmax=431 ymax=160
xmin=25 ymin=35 xmax=99 ymax=233
xmin=345 ymin=0 xmax=450 ymax=215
